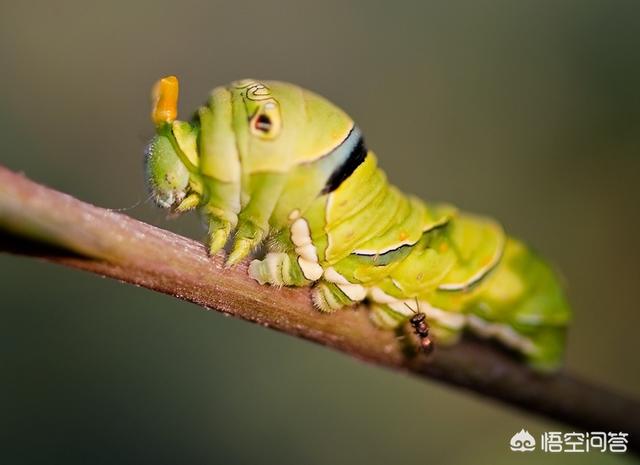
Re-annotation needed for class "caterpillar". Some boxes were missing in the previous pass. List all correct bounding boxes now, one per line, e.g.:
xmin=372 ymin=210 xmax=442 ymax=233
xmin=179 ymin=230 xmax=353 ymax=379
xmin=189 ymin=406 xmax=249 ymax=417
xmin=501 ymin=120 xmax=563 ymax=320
xmin=145 ymin=76 xmax=571 ymax=371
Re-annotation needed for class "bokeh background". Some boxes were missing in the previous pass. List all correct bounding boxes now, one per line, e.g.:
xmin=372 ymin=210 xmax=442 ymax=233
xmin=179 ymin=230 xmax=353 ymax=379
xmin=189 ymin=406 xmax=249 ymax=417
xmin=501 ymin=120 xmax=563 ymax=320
xmin=1 ymin=1 xmax=639 ymax=464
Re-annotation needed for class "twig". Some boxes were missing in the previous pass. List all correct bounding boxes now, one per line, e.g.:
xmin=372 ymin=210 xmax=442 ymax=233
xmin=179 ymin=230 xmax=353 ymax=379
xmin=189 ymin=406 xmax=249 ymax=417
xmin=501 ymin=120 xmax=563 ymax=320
xmin=1 ymin=165 xmax=638 ymax=452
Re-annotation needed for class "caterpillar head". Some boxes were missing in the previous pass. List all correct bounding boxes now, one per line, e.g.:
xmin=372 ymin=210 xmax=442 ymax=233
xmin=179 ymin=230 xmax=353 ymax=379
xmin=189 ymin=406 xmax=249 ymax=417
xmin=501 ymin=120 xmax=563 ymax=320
xmin=145 ymin=76 xmax=197 ymax=210
xmin=144 ymin=130 xmax=190 ymax=208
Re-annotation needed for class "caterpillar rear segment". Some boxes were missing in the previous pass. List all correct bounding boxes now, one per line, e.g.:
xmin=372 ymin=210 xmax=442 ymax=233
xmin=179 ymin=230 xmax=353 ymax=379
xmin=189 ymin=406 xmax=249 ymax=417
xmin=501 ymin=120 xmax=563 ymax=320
xmin=145 ymin=76 xmax=571 ymax=371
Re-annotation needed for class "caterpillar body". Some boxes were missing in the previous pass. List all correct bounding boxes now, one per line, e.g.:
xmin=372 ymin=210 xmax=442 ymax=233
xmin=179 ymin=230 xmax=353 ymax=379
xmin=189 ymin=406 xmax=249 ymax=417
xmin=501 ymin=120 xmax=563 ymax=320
xmin=145 ymin=76 xmax=571 ymax=370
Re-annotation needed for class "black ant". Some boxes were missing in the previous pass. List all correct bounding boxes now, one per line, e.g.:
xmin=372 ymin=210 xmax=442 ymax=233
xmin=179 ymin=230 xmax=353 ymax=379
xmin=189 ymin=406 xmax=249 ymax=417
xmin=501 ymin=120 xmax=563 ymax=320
xmin=404 ymin=301 xmax=434 ymax=354
xmin=410 ymin=312 xmax=434 ymax=354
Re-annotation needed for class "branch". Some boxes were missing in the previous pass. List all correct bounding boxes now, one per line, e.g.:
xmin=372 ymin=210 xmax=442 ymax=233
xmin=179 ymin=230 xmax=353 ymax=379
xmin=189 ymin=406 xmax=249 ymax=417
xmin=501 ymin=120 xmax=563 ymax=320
xmin=1 ymin=165 xmax=638 ymax=452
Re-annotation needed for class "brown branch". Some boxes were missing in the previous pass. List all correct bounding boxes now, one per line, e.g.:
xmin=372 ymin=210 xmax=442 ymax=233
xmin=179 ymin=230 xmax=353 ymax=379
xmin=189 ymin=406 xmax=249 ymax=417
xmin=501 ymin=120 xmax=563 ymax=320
xmin=1 ymin=165 xmax=638 ymax=452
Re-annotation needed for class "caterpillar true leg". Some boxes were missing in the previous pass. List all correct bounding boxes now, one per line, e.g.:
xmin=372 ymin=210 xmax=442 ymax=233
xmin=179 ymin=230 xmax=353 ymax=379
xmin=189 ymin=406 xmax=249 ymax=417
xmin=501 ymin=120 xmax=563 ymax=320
xmin=202 ymin=182 xmax=240 ymax=255
xmin=205 ymin=210 xmax=237 ymax=255
xmin=227 ymin=172 xmax=287 ymax=265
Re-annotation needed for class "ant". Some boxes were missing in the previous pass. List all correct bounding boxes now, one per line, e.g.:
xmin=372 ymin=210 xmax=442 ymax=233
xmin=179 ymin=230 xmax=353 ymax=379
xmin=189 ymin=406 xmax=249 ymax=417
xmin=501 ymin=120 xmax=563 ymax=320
xmin=404 ymin=300 xmax=434 ymax=354
xmin=410 ymin=312 xmax=434 ymax=354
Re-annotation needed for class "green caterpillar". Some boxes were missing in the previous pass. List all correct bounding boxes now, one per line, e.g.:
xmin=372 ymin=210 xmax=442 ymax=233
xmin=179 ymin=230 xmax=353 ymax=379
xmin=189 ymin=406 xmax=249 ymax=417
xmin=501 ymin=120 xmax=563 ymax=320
xmin=145 ymin=76 xmax=571 ymax=371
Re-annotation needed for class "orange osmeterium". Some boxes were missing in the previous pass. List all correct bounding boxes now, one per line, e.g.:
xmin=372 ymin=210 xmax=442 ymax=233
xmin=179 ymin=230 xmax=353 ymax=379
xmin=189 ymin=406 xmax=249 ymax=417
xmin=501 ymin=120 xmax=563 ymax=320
xmin=151 ymin=75 xmax=179 ymax=125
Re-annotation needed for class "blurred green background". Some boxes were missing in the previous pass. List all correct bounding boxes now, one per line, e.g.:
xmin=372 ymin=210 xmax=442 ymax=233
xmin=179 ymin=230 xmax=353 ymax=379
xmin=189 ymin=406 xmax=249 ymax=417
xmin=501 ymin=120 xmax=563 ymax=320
xmin=1 ymin=0 xmax=639 ymax=464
